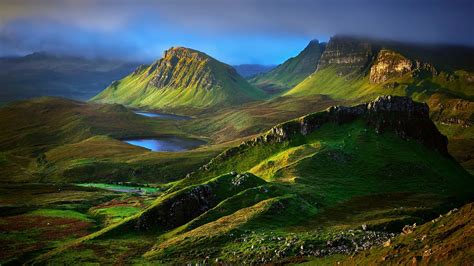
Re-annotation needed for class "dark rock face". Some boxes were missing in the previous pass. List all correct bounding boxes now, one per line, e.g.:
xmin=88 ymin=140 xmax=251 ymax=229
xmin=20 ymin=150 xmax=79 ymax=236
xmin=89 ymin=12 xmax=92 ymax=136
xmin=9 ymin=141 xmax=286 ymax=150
xmin=316 ymin=36 xmax=374 ymax=75
xmin=364 ymin=96 xmax=448 ymax=156
xmin=208 ymin=96 xmax=449 ymax=167
xmin=135 ymin=185 xmax=213 ymax=231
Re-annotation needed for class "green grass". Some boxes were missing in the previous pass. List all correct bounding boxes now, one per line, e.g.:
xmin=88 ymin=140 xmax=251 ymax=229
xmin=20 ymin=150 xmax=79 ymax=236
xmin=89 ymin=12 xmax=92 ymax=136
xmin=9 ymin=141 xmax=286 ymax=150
xmin=26 ymin=209 xmax=93 ymax=221
xmin=249 ymin=40 xmax=324 ymax=94
xmin=0 ymin=97 xmax=224 ymax=183
xmin=92 ymin=47 xmax=266 ymax=112
xmin=76 ymin=183 xmax=160 ymax=194
xmin=32 ymin=106 xmax=473 ymax=264
xmin=91 ymin=206 xmax=141 ymax=224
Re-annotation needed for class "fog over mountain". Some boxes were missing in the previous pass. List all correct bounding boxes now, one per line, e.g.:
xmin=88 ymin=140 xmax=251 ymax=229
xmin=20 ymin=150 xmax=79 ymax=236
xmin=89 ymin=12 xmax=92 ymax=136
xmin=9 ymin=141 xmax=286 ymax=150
xmin=1 ymin=0 xmax=473 ymax=64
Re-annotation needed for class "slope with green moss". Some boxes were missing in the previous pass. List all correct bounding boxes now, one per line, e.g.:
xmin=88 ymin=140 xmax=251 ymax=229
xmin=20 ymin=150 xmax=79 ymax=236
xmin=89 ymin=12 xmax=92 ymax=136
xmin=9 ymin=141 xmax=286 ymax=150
xmin=33 ymin=96 xmax=473 ymax=264
xmin=92 ymin=47 xmax=266 ymax=113
xmin=249 ymin=40 xmax=325 ymax=94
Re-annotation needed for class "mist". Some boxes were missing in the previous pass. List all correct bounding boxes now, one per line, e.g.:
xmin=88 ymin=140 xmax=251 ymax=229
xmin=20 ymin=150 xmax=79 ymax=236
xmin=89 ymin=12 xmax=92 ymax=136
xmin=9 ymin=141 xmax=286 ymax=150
xmin=1 ymin=0 xmax=473 ymax=64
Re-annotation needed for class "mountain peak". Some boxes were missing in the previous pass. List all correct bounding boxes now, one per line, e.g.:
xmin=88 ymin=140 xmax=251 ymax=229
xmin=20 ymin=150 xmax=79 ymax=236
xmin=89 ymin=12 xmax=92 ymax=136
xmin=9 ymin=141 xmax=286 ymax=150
xmin=163 ymin=46 xmax=208 ymax=61
xmin=92 ymin=46 xmax=265 ymax=111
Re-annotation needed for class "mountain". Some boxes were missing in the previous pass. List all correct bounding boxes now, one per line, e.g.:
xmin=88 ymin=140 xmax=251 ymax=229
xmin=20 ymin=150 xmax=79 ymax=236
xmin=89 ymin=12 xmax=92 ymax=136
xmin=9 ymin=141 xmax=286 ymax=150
xmin=249 ymin=39 xmax=326 ymax=94
xmin=284 ymin=35 xmax=474 ymax=172
xmin=33 ymin=96 xmax=473 ymax=264
xmin=286 ymin=35 xmax=474 ymax=101
xmin=92 ymin=47 xmax=266 ymax=113
xmin=0 ymin=52 xmax=138 ymax=104
xmin=232 ymin=64 xmax=276 ymax=78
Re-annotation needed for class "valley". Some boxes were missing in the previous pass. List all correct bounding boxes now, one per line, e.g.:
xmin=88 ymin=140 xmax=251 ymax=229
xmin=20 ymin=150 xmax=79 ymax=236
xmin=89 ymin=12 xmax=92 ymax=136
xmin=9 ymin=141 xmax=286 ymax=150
xmin=0 ymin=35 xmax=473 ymax=265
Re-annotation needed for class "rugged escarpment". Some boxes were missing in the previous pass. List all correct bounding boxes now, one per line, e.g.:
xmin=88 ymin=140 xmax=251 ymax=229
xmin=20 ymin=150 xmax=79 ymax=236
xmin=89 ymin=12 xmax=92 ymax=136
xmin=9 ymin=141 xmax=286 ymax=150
xmin=207 ymin=96 xmax=449 ymax=169
xmin=92 ymin=47 xmax=265 ymax=111
xmin=316 ymin=35 xmax=374 ymax=75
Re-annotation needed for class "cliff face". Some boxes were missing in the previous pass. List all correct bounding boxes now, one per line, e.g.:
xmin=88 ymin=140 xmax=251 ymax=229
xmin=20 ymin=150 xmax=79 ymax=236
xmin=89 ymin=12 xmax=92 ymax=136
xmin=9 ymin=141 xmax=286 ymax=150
xmin=369 ymin=49 xmax=438 ymax=84
xmin=207 ymin=96 xmax=449 ymax=170
xmin=369 ymin=49 xmax=413 ymax=83
xmin=316 ymin=36 xmax=374 ymax=75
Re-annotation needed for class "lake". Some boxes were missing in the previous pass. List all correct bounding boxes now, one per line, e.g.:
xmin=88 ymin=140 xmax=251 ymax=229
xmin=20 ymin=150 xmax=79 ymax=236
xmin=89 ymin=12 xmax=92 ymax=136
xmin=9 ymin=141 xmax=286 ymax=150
xmin=133 ymin=111 xmax=191 ymax=120
xmin=123 ymin=136 xmax=205 ymax=152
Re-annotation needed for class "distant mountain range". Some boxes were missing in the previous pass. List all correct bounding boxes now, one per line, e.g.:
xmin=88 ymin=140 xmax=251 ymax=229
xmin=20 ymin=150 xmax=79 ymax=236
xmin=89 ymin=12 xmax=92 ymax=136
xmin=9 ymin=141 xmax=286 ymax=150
xmin=0 ymin=52 xmax=139 ymax=104
xmin=232 ymin=64 xmax=275 ymax=78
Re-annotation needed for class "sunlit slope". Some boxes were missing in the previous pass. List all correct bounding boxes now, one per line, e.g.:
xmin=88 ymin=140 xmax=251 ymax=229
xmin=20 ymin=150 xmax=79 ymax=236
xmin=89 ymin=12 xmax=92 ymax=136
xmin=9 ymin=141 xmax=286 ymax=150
xmin=250 ymin=40 xmax=325 ymax=94
xmin=34 ymin=96 xmax=473 ymax=264
xmin=92 ymin=47 xmax=266 ymax=112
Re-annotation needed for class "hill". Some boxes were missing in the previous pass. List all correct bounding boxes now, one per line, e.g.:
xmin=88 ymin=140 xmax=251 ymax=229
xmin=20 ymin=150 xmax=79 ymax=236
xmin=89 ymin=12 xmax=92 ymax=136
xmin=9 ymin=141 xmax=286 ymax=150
xmin=0 ymin=97 xmax=221 ymax=183
xmin=309 ymin=202 xmax=474 ymax=265
xmin=32 ymin=96 xmax=473 ymax=264
xmin=249 ymin=40 xmax=326 ymax=94
xmin=0 ymin=52 xmax=138 ymax=104
xmin=92 ymin=47 xmax=266 ymax=113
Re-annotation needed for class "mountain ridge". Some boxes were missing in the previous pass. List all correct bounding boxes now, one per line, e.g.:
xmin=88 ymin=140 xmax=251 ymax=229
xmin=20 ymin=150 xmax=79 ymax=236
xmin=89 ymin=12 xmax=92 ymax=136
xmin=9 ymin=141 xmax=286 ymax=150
xmin=249 ymin=39 xmax=326 ymax=94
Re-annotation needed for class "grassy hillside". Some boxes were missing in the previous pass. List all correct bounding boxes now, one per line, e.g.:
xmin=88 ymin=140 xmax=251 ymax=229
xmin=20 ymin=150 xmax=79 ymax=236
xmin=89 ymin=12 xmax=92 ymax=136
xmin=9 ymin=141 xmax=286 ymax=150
xmin=92 ymin=47 xmax=266 ymax=113
xmin=32 ymin=97 xmax=473 ymax=264
xmin=307 ymin=202 xmax=474 ymax=265
xmin=0 ymin=97 xmax=223 ymax=183
xmin=250 ymin=40 xmax=325 ymax=94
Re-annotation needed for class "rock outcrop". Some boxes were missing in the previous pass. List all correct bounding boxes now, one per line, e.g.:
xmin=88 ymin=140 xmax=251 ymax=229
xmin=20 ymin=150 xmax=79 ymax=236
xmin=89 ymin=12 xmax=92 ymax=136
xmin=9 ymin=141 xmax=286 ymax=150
xmin=369 ymin=49 xmax=438 ymax=84
xmin=132 ymin=172 xmax=265 ymax=231
xmin=316 ymin=35 xmax=374 ymax=75
xmin=369 ymin=49 xmax=413 ymax=83
xmin=206 ymin=96 xmax=449 ymax=169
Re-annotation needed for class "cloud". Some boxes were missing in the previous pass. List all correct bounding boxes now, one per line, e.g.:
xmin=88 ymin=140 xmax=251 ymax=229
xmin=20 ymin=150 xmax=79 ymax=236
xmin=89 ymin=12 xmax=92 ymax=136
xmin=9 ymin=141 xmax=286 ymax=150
xmin=0 ymin=0 xmax=473 ymax=63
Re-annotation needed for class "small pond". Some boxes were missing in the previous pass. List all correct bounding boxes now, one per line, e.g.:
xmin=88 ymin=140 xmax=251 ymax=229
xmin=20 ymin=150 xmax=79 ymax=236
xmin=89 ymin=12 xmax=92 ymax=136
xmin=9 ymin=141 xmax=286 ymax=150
xmin=133 ymin=111 xmax=191 ymax=120
xmin=123 ymin=136 xmax=205 ymax=152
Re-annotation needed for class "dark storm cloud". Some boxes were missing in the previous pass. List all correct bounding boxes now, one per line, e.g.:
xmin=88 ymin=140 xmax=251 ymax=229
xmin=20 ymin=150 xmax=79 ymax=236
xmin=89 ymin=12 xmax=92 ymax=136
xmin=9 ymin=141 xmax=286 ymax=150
xmin=0 ymin=0 xmax=473 ymax=63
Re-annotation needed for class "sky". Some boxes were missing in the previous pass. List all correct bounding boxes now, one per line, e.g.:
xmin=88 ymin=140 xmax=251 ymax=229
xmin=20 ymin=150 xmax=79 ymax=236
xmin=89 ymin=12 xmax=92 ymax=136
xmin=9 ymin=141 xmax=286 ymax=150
xmin=0 ymin=0 xmax=473 ymax=65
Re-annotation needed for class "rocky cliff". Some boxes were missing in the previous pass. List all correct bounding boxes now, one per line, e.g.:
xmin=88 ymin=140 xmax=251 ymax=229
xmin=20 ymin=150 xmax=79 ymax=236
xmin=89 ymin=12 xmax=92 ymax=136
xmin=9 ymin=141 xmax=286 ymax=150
xmin=206 ymin=96 xmax=449 ymax=170
xmin=316 ymin=35 xmax=374 ymax=75
xmin=369 ymin=49 xmax=437 ymax=84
